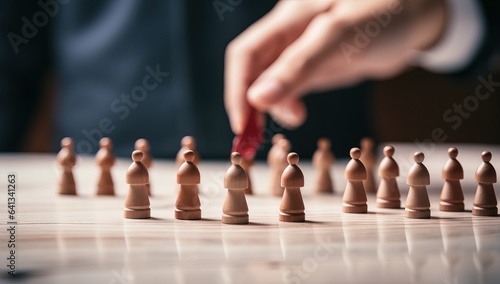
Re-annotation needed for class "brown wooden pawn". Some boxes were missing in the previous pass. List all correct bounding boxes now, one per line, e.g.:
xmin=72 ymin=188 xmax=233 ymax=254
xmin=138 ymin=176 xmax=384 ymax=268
xmin=222 ymin=152 xmax=249 ymax=224
xmin=135 ymin=139 xmax=153 ymax=196
xmin=312 ymin=138 xmax=335 ymax=194
xmin=96 ymin=137 xmax=115 ymax=195
xmin=175 ymin=150 xmax=201 ymax=220
xmin=124 ymin=150 xmax=150 ymax=219
xmin=472 ymin=151 xmax=498 ymax=216
xmin=279 ymin=152 xmax=305 ymax=222
xmin=405 ymin=152 xmax=431 ymax=219
xmin=56 ymin=137 xmax=77 ymax=195
xmin=240 ymin=158 xmax=254 ymax=195
xmin=360 ymin=137 xmax=377 ymax=194
xmin=268 ymin=136 xmax=291 ymax=197
xmin=176 ymin=136 xmax=200 ymax=166
xmin=343 ymin=148 xmax=368 ymax=213
xmin=376 ymin=145 xmax=400 ymax=208
xmin=440 ymin=147 xmax=465 ymax=212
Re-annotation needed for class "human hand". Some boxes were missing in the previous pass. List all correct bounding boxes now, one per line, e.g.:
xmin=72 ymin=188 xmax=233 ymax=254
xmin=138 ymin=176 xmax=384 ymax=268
xmin=224 ymin=0 xmax=446 ymax=133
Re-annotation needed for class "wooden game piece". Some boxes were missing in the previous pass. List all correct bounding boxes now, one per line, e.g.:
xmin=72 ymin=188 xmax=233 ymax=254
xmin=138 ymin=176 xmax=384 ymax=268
xmin=240 ymin=158 xmax=254 ymax=195
xmin=312 ymin=138 xmax=335 ymax=194
xmin=56 ymin=137 xmax=77 ymax=195
xmin=135 ymin=139 xmax=153 ymax=196
xmin=96 ymin=137 xmax=115 ymax=196
xmin=267 ymin=136 xmax=291 ymax=197
xmin=222 ymin=152 xmax=249 ymax=224
xmin=405 ymin=152 xmax=431 ymax=219
xmin=175 ymin=150 xmax=202 ymax=220
xmin=472 ymin=151 xmax=498 ymax=216
xmin=124 ymin=150 xmax=150 ymax=219
xmin=376 ymin=145 xmax=401 ymax=208
xmin=360 ymin=137 xmax=377 ymax=194
xmin=272 ymin=133 xmax=285 ymax=145
xmin=176 ymin=136 xmax=200 ymax=166
xmin=440 ymin=147 xmax=465 ymax=212
xmin=279 ymin=152 xmax=305 ymax=222
xmin=343 ymin=148 xmax=368 ymax=213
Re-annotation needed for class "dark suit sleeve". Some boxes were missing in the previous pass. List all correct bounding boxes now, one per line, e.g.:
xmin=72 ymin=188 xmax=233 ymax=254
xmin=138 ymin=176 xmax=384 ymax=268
xmin=0 ymin=1 xmax=50 ymax=151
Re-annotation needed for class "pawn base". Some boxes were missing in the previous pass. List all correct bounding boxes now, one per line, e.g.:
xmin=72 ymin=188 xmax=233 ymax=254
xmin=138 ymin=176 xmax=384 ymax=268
xmin=376 ymin=199 xmax=400 ymax=209
xmin=405 ymin=208 xmax=431 ymax=219
xmin=279 ymin=212 xmax=305 ymax=222
xmin=97 ymin=186 xmax=115 ymax=196
xmin=440 ymin=202 xmax=464 ymax=212
xmin=472 ymin=206 xmax=498 ymax=216
xmin=222 ymin=214 xmax=249 ymax=224
xmin=124 ymin=208 xmax=150 ymax=219
xmin=175 ymin=209 xmax=201 ymax=220
xmin=58 ymin=185 xmax=77 ymax=195
xmin=343 ymin=204 xmax=368 ymax=213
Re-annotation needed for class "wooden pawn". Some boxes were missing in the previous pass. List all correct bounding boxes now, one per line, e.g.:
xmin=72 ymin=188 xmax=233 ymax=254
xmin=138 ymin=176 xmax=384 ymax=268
xmin=124 ymin=150 xmax=150 ymax=219
xmin=56 ymin=137 xmax=77 ymax=195
xmin=376 ymin=145 xmax=400 ymax=208
xmin=405 ymin=152 xmax=431 ymax=219
xmin=279 ymin=153 xmax=305 ymax=222
xmin=343 ymin=148 xmax=368 ymax=213
xmin=440 ymin=147 xmax=465 ymax=212
xmin=472 ymin=151 xmax=498 ymax=216
xmin=175 ymin=150 xmax=202 ymax=220
xmin=222 ymin=152 xmax=249 ymax=224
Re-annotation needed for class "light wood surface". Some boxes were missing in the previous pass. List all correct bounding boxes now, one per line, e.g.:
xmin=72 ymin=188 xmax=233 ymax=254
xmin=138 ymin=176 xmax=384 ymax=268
xmin=1 ymin=143 xmax=500 ymax=284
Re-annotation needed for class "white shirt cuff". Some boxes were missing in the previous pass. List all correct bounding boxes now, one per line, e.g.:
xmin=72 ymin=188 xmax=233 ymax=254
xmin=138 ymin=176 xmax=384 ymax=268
xmin=417 ymin=0 xmax=485 ymax=73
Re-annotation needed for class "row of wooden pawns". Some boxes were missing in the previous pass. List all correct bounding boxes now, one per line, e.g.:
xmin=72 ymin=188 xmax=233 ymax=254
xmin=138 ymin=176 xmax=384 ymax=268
xmin=56 ymin=136 xmax=498 ymax=223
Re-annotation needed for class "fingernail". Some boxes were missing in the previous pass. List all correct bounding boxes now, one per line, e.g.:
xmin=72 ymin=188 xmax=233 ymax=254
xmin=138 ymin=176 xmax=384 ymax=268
xmin=248 ymin=79 xmax=284 ymax=104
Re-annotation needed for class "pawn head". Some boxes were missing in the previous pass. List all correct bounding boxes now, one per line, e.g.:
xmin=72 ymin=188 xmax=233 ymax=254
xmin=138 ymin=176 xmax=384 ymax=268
xmin=181 ymin=136 xmax=195 ymax=148
xmin=231 ymin=152 xmax=242 ymax=165
xmin=383 ymin=145 xmax=395 ymax=157
xmin=287 ymin=152 xmax=299 ymax=165
xmin=132 ymin=150 xmax=144 ymax=162
xmin=61 ymin=137 xmax=73 ymax=148
xmin=481 ymin=151 xmax=492 ymax=162
xmin=350 ymin=147 xmax=361 ymax=160
xmin=278 ymin=139 xmax=291 ymax=151
xmin=317 ymin=138 xmax=331 ymax=149
xmin=100 ymin=137 xmax=112 ymax=149
xmin=183 ymin=150 xmax=195 ymax=162
xmin=135 ymin=139 xmax=149 ymax=151
xmin=361 ymin=137 xmax=374 ymax=149
xmin=272 ymin=134 xmax=285 ymax=145
xmin=448 ymin=147 xmax=458 ymax=159
xmin=414 ymin=152 xmax=424 ymax=163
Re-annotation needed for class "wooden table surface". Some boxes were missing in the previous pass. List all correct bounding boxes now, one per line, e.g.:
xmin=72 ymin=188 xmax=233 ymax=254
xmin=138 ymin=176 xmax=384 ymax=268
xmin=1 ymin=143 xmax=499 ymax=284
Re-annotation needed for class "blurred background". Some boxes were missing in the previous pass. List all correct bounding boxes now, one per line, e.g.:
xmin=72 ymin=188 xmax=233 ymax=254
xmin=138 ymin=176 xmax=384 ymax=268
xmin=1 ymin=0 xmax=499 ymax=159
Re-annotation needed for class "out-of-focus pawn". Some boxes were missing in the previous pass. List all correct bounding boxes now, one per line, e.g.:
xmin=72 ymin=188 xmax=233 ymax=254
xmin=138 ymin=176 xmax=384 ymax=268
xmin=440 ymin=147 xmax=465 ymax=212
xmin=96 ymin=137 xmax=115 ymax=195
xmin=360 ymin=137 xmax=376 ymax=194
xmin=279 ymin=153 xmax=305 ymax=222
xmin=222 ymin=152 xmax=249 ymax=224
xmin=56 ymin=137 xmax=77 ymax=195
xmin=312 ymin=138 xmax=335 ymax=194
xmin=175 ymin=150 xmax=201 ymax=220
xmin=268 ymin=135 xmax=291 ymax=197
xmin=240 ymin=158 xmax=254 ymax=195
xmin=176 ymin=136 xmax=200 ymax=166
xmin=343 ymin=148 xmax=368 ymax=213
xmin=135 ymin=139 xmax=153 ymax=196
xmin=405 ymin=152 xmax=431 ymax=219
xmin=376 ymin=145 xmax=400 ymax=208
xmin=472 ymin=151 xmax=497 ymax=216
xmin=124 ymin=150 xmax=150 ymax=219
